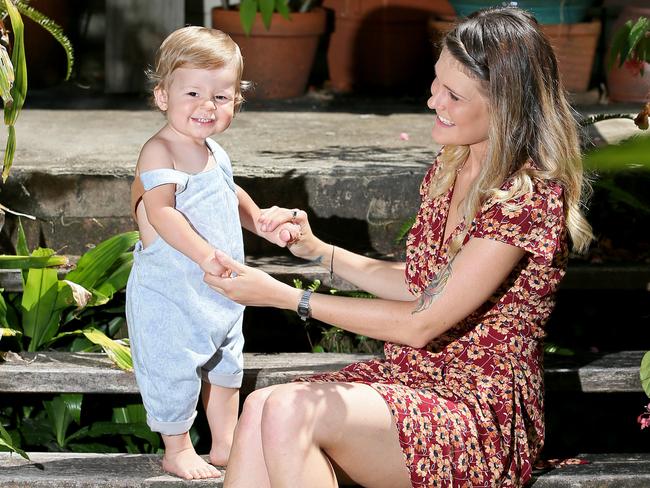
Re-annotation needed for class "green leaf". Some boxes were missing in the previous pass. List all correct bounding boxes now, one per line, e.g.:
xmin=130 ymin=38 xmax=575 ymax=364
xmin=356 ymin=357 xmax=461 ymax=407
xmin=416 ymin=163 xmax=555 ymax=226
xmin=394 ymin=215 xmax=417 ymax=245
xmin=2 ymin=124 xmax=15 ymax=182
xmin=82 ymin=327 xmax=132 ymax=371
xmin=0 ymin=292 xmax=9 ymax=328
xmin=239 ymin=0 xmax=257 ymax=36
xmin=628 ymin=17 xmax=650 ymax=55
xmin=0 ymin=255 xmax=68 ymax=269
xmin=94 ymin=254 xmax=133 ymax=301
xmin=583 ymin=135 xmax=650 ymax=172
xmin=608 ymin=21 xmax=631 ymax=70
xmin=275 ymin=0 xmax=290 ymax=18
xmin=0 ymin=44 xmax=14 ymax=105
xmin=80 ymin=420 xmax=160 ymax=448
xmin=113 ymin=404 xmax=147 ymax=424
xmin=0 ymin=423 xmax=28 ymax=459
xmin=16 ymin=217 xmax=30 ymax=287
xmin=43 ymin=394 xmax=82 ymax=448
xmin=2 ymin=0 xmax=27 ymax=182
xmin=641 ymin=351 xmax=650 ymax=398
xmin=66 ymin=231 xmax=138 ymax=290
xmin=597 ymin=178 xmax=650 ymax=214
xmin=21 ymin=249 xmax=63 ymax=351
xmin=15 ymin=1 xmax=74 ymax=80
xmin=0 ymin=327 xmax=21 ymax=337
xmin=260 ymin=0 xmax=274 ymax=29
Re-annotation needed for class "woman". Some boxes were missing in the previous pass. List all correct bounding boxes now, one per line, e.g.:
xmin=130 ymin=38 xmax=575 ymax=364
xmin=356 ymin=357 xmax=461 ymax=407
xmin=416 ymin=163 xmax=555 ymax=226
xmin=205 ymin=6 xmax=593 ymax=487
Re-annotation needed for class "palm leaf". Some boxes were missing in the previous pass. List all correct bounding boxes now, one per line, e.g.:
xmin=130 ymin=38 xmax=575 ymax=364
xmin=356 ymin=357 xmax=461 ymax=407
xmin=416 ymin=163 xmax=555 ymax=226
xmin=15 ymin=1 xmax=74 ymax=80
xmin=66 ymin=231 xmax=138 ymax=290
xmin=2 ymin=0 xmax=26 ymax=182
xmin=21 ymin=249 xmax=63 ymax=351
xmin=0 ymin=255 xmax=68 ymax=269
xmin=82 ymin=327 xmax=132 ymax=371
xmin=0 ymin=423 xmax=28 ymax=459
xmin=43 ymin=393 xmax=82 ymax=448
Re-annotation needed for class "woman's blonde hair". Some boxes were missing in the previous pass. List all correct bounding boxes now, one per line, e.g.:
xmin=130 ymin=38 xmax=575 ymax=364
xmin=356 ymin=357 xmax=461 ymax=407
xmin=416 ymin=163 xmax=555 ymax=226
xmin=147 ymin=26 xmax=249 ymax=110
xmin=432 ymin=7 xmax=593 ymax=255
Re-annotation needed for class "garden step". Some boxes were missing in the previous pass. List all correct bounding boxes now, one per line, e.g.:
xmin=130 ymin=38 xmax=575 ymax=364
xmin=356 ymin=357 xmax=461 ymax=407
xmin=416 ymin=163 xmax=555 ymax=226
xmin=0 ymin=351 xmax=644 ymax=395
xmin=1 ymin=256 xmax=648 ymax=293
xmin=1 ymin=452 xmax=650 ymax=487
xmin=530 ymin=453 xmax=650 ymax=487
xmin=0 ymin=452 xmax=222 ymax=487
xmin=0 ymin=105 xmax=641 ymax=256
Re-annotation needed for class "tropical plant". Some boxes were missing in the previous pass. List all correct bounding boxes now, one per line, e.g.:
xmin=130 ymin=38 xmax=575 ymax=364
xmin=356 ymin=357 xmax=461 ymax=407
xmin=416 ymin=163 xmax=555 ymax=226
xmin=0 ymin=0 xmax=74 ymax=182
xmin=0 ymin=222 xmax=136 ymax=369
xmin=608 ymin=15 xmax=650 ymax=131
xmin=2 ymin=395 xmax=162 ymax=456
xmin=221 ymin=0 xmax=319 ymax=35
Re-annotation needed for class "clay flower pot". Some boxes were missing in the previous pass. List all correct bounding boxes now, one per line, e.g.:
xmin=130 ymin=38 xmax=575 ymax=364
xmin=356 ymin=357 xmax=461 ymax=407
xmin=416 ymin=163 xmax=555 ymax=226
xmin=213 ymin=8 xmax=326 ymax=99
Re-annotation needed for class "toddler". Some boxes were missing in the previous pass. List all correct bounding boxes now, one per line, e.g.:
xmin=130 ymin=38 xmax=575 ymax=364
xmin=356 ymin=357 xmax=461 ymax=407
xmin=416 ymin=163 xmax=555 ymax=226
xmin=126 ymin=26 xmax=297 ymax=480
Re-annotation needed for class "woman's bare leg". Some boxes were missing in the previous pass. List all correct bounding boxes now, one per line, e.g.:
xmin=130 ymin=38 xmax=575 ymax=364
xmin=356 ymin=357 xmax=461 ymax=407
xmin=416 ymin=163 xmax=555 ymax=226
xmin=260 ymin=382 xmax=411 ymax=488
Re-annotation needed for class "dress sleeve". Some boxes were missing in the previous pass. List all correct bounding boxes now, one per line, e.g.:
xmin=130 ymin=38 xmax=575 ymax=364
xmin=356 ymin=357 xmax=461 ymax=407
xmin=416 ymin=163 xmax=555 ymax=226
xmin=468 ymin=181 xmax=565 ymax=265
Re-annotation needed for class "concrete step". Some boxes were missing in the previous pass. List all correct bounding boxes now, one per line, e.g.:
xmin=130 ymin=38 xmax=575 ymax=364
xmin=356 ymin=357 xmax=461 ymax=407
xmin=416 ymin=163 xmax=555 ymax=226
xmin=530 ymin=453 xmax=650 ymax=488
xmin=0 ymin=106 xmax=642 ymax=256
xmin=0 ymin=351 xmax=644 ymax=395
xmin=0 ymin=452 xmax=222 ymax=487
xmin=1 ymin=256 xmax=648 ymax=294
xmin=1 ymin=452 xmax=649 ymax=487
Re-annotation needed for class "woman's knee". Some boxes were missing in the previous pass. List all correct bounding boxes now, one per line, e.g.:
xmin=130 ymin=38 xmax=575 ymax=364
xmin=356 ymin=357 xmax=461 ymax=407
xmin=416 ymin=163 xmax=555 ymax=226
xmin=261 ymin=384 xmax=318 ymax=441
xmin=238 ymin=387 xmax=275 ymax=432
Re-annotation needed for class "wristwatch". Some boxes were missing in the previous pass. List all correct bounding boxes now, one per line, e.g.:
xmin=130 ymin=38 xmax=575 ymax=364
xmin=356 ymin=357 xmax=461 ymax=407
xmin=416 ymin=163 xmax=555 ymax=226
xmin=297 ymin=290 xmax=313 ymax=321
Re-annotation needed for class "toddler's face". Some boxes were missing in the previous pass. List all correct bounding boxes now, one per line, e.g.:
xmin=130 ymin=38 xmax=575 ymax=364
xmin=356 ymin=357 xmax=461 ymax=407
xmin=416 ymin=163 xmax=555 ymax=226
xmin=155 ymin=65 xmax=238 ymax=142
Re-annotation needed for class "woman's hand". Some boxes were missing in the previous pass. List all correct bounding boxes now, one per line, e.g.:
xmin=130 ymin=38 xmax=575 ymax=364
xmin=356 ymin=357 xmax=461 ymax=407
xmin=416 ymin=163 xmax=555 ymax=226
xmin=204 ymin=250 xmax=300 ymax=309
xmin=258 ymin=207 xmax=328 ymax=262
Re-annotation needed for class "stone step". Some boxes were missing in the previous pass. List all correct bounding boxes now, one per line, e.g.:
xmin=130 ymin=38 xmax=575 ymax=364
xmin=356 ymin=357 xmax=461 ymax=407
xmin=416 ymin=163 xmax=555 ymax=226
xmin=1 ymin=452 xmax=649 ymax=487
xmin=1 ymin=256 xmax=648 ymax=294
xmin=0 ymin=106 xmax=642 ymax=256
xmin=0 ymin=351 xmax=644 ymax=395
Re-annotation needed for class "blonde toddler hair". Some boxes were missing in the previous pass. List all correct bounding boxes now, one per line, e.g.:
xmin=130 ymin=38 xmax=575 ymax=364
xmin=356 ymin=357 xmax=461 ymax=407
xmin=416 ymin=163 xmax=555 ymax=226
xmin=148 ymin=26 xmax=248 ymax=111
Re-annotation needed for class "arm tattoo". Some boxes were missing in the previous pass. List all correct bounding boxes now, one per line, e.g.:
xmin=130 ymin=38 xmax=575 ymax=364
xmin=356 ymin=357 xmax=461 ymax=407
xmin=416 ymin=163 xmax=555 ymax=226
xmin=412 ymin=260 xmax=453 ymax=314
xmin=311 ymin=255 xmax=324 ymax=265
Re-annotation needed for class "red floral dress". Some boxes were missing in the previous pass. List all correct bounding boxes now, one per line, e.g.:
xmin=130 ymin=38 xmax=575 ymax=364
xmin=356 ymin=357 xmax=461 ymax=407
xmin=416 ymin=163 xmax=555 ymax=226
xmin=300 ymin=158 xmax=568 ymax=487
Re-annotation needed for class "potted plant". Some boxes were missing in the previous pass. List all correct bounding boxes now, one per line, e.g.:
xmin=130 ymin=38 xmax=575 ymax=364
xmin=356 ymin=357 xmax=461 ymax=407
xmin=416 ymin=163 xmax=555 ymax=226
xmin=607 ymin=9 xmax=650 ymax=103
xmin=212 ymin=0 xmax=326 ymax=99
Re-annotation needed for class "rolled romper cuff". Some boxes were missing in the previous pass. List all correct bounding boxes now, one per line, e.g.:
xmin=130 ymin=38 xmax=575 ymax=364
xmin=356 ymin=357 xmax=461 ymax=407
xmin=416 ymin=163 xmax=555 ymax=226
xmin=147 ymin=411 xmax=197 ymax=436
xmin=202 ymin=370 xmax=243 ymax=389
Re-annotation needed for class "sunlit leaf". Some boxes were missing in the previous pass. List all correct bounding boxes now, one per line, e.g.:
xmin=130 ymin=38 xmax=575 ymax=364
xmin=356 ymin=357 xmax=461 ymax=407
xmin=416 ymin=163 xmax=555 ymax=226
xmin=0 ymin=423 xmax=28 ymax=459
xmin=83 ymin=327 xmax=132 ymax=371
xmin=641 ymin=351 xmax=650 ymax=398
xmin=66 ymin=231 xmax=138 ymax=290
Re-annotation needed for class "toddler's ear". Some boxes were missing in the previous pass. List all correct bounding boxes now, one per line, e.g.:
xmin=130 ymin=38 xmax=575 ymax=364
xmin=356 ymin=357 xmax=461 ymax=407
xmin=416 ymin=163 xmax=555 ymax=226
xmin=153 ymin=85 xmax=168 ymax=111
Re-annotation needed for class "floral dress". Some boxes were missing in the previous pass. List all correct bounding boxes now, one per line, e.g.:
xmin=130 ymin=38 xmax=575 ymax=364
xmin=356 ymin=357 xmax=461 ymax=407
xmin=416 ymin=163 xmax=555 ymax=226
xmin=300 ymin=157 xmax=568 ymax=487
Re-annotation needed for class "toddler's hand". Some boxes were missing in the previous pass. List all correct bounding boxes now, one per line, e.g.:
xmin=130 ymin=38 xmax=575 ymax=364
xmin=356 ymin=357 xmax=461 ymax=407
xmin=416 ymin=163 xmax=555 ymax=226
xmin=264 ymin=222 xmax=301 ymax=248
xmin=200 ymin=251 xmax=229 ymax=276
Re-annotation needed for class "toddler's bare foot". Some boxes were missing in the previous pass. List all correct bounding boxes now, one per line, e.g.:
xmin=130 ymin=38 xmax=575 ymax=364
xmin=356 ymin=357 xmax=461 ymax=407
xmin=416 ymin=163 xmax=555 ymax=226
xmin=162 ymin=447 xmax=222 ymax=480
xmin=209 ymin=442 xmax=231 ymax=468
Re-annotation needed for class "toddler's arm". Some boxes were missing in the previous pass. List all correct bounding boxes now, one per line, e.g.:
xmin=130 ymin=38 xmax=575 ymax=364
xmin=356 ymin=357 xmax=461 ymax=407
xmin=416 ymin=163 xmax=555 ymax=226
xmin=236 ymin=185 xmax=300 ymax=247
xmin=136 ymin=141 xmax=227 ymax=275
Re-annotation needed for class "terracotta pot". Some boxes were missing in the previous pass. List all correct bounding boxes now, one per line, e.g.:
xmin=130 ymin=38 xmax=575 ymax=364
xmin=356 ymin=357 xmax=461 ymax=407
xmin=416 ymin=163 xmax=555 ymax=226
xmin=427 ymin=17 xmax=601 ymax=93
xmin=324 ymin=0 xmax=455 ymax=93
xmin=543 ymin=20 xmax=601 ymax=93
xmin=606 ymin=6 xmax=650 ymax=103
xmin=212 ymin=8 xmax=326 ymax=99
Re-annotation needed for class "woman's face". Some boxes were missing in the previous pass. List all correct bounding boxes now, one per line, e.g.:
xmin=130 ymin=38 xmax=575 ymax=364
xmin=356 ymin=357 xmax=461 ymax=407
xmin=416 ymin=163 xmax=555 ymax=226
xmin=427 ymin=48 xmax=490 ymax=151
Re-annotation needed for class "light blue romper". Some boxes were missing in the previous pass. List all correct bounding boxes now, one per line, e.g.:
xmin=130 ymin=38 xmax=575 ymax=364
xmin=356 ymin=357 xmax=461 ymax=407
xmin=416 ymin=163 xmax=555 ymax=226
xmin=125 ymin=138 xmax=245 ymax=436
